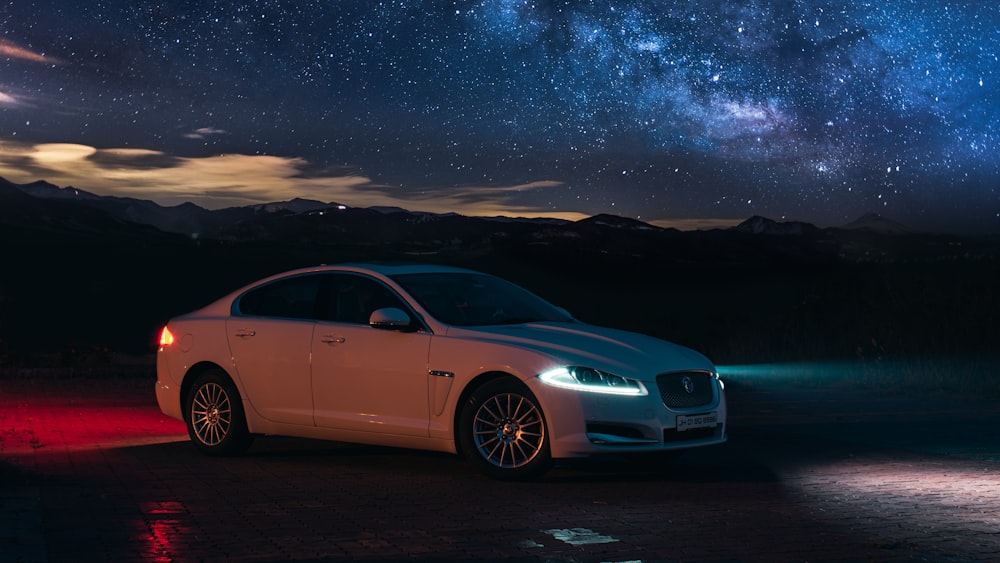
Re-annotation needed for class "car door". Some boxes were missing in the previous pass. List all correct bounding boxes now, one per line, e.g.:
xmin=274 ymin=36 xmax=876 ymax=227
xmin=226 ymin=274 xmax=321 ymax=427
xmin=310 ymin=274 xmax=432 ymax=436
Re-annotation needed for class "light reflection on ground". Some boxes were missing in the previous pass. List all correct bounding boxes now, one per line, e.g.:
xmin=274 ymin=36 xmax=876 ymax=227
xmin=3 ymin=376 xmax=999 ymax=561
xmin=543 ymin=527 xmax=621 ymax=546
xmin=136 ymin=502 xmax=192 ymax=563
xmin=787 ymin=457 xmax=1000 ymax=534
xmin=1 ymin=403 xmax=187 ymax=455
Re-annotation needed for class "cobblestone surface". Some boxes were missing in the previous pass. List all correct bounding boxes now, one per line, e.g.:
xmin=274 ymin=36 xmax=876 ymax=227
xmin=2 ymin=376 xmax=998 ymax=562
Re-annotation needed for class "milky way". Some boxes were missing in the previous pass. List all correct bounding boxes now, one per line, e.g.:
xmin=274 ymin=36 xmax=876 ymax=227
xmin=1 ymin=1 xmax=998 ymax=232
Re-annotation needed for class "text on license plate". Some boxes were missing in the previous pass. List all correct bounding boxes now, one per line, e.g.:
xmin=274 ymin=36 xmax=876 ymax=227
xmin=676 ymin=412 xmax=718 ymax=432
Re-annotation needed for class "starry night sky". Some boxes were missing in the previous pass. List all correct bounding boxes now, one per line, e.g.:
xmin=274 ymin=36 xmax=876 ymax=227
xmin=1 ymin=1 xmax=998 ymax=233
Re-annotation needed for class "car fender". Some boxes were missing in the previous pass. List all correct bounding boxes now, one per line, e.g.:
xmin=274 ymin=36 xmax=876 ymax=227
xmin=163 ymin=316 xmax=256 ymax=424
xmin=425 ymin=335 xmax=552 ymax=428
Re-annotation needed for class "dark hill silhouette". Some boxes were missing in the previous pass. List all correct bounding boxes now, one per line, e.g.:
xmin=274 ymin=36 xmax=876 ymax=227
xmin=841 ymin=212 xmax=910 ymax=234
xmin=734 ymin=216 xmax=821 ymax=236
xmin=3 ymin=176 xmax=995 ymax=266
xmin=1 ymin=177 xmax=998 ymax=367
xmin=0 ymin=179 xmax=165 ymax=240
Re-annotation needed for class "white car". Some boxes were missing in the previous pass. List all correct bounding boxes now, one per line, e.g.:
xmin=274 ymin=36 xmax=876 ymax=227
xmin=155 ymin=263 xmax=727 ymax=479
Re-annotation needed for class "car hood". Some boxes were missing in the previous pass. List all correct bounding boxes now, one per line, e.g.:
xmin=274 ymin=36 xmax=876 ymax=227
xmin=444 ymin=321 xmax=714 ymax=379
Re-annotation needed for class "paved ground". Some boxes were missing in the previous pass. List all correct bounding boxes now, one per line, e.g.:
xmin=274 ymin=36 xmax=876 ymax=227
xmin=1 ymin=374 xmax=999 ymax=562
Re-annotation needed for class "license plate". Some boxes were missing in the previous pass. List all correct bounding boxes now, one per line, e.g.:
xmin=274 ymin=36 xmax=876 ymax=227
xmin=676 ymin=412 xmax=717 ymax=432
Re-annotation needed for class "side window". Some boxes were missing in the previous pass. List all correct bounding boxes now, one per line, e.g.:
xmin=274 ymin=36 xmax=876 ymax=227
xmin=325 ymin=274 xmax=406 ymax=325
xmin=238 ymin=275 xmax=321 ymax=319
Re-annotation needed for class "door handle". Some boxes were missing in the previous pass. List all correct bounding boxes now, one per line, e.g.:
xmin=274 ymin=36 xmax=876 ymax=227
xmin=234 ymin=329 xmax=256 ymax=338
xmin=321 ymin=335 xmax=346 ymax=344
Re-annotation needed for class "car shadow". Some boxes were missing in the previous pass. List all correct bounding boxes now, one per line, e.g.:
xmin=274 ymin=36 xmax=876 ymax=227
xmin=139 ymin=432 xmax=783 ymax=485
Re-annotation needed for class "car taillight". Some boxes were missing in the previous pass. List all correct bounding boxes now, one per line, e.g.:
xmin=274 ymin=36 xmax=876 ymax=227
xmin=159 ymin=326 xmax=175 ymax=347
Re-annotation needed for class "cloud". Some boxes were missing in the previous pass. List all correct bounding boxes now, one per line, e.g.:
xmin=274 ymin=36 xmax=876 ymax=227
xmin=0 ymin=140 xmax=586 ymax=220
xmin=0 ymin=142 xmax=360 ymax=208
xmin=183 ymin=127 xmax=228 ymax=139
xmin=0 ymin=39 xmax=62 ymax=64
xmin=0 ymin=91 xmax=20 ymax=106
xmin=88 ymin=148 xmax=184 ymax=170
xmin=360 ymin=180 xmax=588 ymax=219
xmin=30 ymin=143 xmax=97 ymax=163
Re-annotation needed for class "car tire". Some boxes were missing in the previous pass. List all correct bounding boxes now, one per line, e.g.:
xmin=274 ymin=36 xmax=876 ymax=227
xmin=185 ymin=369 xmax=254 ymax=456
xmin=459 ymin=378 xmax=552 ymax=480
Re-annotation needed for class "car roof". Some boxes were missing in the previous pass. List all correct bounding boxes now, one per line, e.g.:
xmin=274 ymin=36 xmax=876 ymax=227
xmin=339 ymin=262 xmax=478 ymax=276
xmin=272 ymin=262 xmax=481 ymax=279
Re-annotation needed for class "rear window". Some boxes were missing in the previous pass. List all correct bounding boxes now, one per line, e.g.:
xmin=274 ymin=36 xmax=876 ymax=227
xmin=237 ymin=275 xmax=321 ymax=319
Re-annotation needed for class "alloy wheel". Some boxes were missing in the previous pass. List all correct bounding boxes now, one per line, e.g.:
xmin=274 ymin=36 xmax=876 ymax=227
xmin=471 ymin=392 xmax=546 ymax=469
xmin=190 ymin=382 xmax=232 ymax=447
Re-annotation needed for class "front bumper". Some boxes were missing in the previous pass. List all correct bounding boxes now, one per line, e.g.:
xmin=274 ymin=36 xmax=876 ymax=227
xmin=532 ymin=377 xmax=728 ymax=459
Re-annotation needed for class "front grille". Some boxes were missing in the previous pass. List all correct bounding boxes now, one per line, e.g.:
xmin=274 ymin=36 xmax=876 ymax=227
xmin=656 ymin=371 xmax=715 ymax=408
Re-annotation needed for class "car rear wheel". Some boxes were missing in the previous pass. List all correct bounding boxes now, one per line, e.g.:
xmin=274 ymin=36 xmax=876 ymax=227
xmin=185 ymin=369 xmax=254 ymax=456
xmin=459 ymin=378 xmax=551 ymax=480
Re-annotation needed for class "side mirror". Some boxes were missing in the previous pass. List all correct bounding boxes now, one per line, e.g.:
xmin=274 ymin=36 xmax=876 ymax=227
xmin=369 ymin=307 xmax=415 ymax=331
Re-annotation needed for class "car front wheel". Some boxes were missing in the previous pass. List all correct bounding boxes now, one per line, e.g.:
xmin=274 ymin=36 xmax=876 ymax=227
xmin=185 ymin=369 xmax=254 ymax=456
xmin=459 ymin=378 xmax=552 ymax=480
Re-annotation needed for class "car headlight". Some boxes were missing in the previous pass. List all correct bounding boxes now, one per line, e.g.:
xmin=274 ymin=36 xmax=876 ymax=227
xmin=538 ymin=366 xmax=648 ymax=396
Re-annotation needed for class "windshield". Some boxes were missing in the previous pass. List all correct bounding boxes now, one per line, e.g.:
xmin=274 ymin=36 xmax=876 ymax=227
xmin=391 ymin=272 xmax=572 ymax=326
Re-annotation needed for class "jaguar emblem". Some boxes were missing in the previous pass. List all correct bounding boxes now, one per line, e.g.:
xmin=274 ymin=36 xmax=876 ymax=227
xmin=681 ymin=376 xmax=695 ymax=394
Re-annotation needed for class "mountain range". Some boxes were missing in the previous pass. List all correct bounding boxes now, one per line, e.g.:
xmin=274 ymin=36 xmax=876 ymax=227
xmin=0 ymin=178 xmax=997 ymax=263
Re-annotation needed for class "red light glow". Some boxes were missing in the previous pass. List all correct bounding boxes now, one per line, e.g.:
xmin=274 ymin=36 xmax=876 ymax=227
xmin=1 ymin=379 xmax=190 ymax=562
xmin=0 ymin=379 xmax=187 ymax=457
xmin=158 ymin=326 xmax=175 ymax=347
